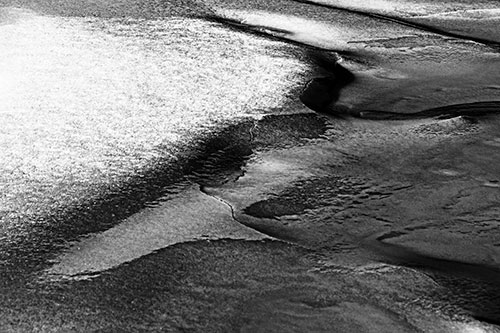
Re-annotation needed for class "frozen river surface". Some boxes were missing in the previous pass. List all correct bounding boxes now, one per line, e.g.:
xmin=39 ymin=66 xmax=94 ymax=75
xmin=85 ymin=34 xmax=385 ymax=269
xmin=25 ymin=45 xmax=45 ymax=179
xmin=1 ymin=0 xmax=500 ymax=332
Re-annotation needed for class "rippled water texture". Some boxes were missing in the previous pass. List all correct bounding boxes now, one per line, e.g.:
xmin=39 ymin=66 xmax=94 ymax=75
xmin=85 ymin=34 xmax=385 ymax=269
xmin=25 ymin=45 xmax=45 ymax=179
xmin=1 ymin=0 xmax=500 ymax=332
xmin=0 ymin=7 xmax=311 ymax=260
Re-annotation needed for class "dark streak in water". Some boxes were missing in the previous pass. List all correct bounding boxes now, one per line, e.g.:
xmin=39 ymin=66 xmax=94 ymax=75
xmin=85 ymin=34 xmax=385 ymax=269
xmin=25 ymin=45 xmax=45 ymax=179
xmin=199 ymin=8 xmax=500 ymax=123
xmin=198 ymin=15 xmax=361 ymax=114
xmin=291 ymin=0 xmax=500 ymax=50
xmin=382 ymin=243 xmax=493 ymax=279
xmin=200 ymin=14 xmax=362 ymax=62
xmin=349 ymin=101 xmax=500 ymax=119
xmin=201 ymin=15 xmax=335 ymax=53
xmin=367 ymin=240 xmax=500 ymax=325
xmin=300 ymin=63 xmax=355 ymax=112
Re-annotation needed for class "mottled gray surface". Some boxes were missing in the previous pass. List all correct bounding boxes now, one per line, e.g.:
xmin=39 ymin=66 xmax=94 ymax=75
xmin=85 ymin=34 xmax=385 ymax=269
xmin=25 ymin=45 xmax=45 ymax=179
xmin=1 ymin=0 xmax=500 ymax=332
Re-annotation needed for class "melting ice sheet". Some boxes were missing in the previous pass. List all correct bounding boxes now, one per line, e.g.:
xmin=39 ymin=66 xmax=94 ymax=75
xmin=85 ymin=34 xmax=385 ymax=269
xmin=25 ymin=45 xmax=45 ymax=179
xmin=0 ymin=8 xmax=308 ymax=235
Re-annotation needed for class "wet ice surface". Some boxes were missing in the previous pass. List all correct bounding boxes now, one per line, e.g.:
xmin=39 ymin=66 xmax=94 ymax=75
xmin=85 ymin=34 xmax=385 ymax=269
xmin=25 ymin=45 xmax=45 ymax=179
xmin=211 ymin=0 xmax=500 ymax=114
xmin=296 ymin=0 xmax=500 ymax=43
xmin=2 ymin=0 xmax=500 ymax=332
xmin=0 ymin=7 xmax=310 ymax=271
xmin=201 ymin=113 xmax=500 ymax=330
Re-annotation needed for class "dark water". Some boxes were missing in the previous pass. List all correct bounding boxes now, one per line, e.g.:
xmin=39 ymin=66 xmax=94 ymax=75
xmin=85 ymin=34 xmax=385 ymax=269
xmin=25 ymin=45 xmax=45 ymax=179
xmin=1 ymin=0 xmax=500 ymax=331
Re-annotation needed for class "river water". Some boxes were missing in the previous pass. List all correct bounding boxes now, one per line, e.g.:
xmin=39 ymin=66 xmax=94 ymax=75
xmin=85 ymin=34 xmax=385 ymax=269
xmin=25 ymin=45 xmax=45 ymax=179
xmin=1 ymin=0 xmax=500 ymax=332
